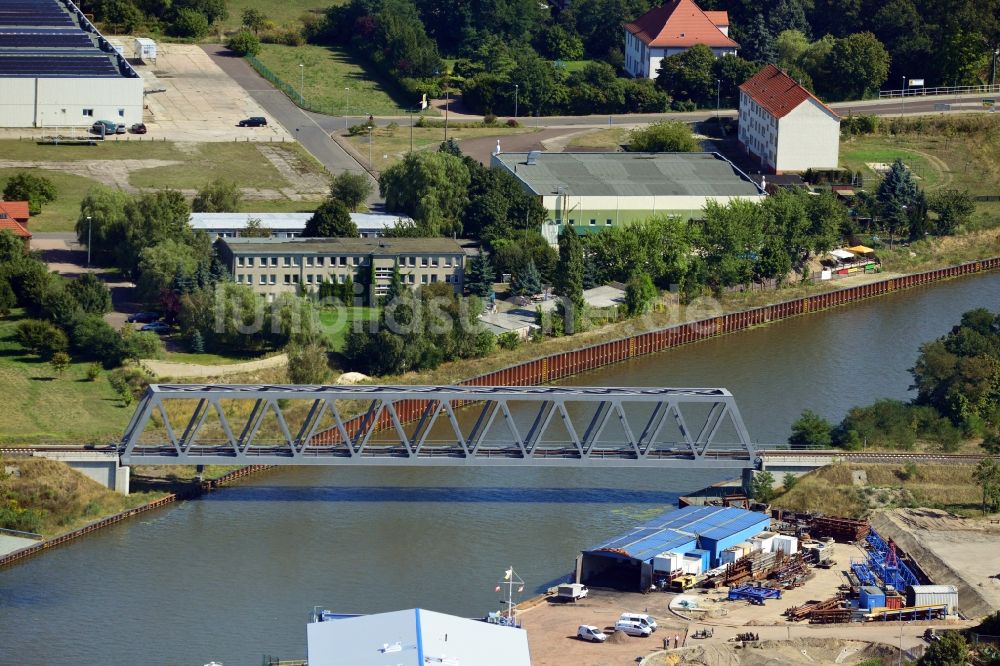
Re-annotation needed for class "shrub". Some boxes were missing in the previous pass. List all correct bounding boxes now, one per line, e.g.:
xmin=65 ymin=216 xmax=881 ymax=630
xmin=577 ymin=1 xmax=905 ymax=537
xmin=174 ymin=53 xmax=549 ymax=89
xmin=66 ymin=273 xmax=112 ymax=315
xmin=107 ymin=366 xmax=152 ymax=402
xmin=286 ymin=342 xmax=330 ymax=384
xmin=483 ymin=113 xmax=498 ymax=125
xmin=16 ymin=319 xmax=68 ymax=358
xmin=71 ymin=315 xmax=126 ymax=368
xmin=506 ymin=118 xmax=519 ymax=128
xmin=497 ymin=331 xmax=521 ymax=350
xmin=226 ymin=29 xmax=260 ymax=56
xmin=85 ymin=363 xmax=102 ymax=381
xmin=169 ymin=8 xmax=210 ymax=39
xmin=2 ymin=172 xmax=57 ymax=215
xmin=49 ymin=351 xmax=71 ymax=375
xmin=627 ymin=120 xmax=698 ymax=153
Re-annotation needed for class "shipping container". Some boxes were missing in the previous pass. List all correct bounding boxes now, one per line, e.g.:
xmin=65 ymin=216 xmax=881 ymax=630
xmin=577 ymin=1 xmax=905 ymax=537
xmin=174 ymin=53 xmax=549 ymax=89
xmin=885 ymin=595 xmax=904 ymax=609
xmin=652 ymin=551 xmax=682 ymax=573
xmin=773 ymin=534 xmax=798 ymax=555
xmin=860 ymin=586 xmax=885 ymax=610
xmin=681 ymin=555 xmax=703 ymax=576
xmin=906 ymin=585 xmax=958 ymax=613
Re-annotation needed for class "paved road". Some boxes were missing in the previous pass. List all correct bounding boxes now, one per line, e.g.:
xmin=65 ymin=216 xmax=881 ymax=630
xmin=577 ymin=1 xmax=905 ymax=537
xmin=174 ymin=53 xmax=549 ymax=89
xmin=201 ymin=45 xmax=382 ymax=205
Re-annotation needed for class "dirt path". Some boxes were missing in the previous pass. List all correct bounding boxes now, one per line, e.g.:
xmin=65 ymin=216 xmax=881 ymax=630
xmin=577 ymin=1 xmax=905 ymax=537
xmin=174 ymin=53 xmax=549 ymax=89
xmin=141 ymin=353 xmax=289 ymax=379
xmin=0 ymin=158 xmax=181 ymax=193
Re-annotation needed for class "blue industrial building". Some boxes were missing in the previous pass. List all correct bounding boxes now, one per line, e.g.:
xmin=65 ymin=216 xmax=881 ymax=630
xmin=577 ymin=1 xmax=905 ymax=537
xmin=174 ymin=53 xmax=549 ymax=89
xmin=576 ymin=506 xmax=771 ymax=591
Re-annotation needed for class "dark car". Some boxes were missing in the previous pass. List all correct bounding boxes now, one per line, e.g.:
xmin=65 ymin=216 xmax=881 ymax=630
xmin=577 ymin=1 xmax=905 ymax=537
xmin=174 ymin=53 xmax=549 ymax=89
xmin=126 ymin=311 xmax=160 ymax=323
xmin=238 ymin=116 xmax=267 ymax=127
xmin=130 ymin=123 xmax=147 ymax=134
xmin=140 ymin=321 xmax=171 ymax=333
xmin=91 ymin=119 xmax=117 ymax=135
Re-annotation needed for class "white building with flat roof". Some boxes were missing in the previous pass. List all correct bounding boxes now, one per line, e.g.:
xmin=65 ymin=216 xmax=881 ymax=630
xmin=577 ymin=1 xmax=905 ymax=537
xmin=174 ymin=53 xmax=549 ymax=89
xmin=189 ymin=211 xmax=414 ymax=239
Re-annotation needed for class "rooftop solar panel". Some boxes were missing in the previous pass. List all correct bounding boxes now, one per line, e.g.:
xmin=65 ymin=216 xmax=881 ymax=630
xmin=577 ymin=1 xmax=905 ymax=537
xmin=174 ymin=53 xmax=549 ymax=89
xmin=0 ymin=32 xmax=91 ymax=47
xmin=0 ymin=54 xmax=119 ymax=76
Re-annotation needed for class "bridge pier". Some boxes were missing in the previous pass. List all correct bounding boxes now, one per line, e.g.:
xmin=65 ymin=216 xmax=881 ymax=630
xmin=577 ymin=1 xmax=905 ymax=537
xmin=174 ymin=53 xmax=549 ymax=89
xmin=31 ymin=451 xmax=130 ymax=495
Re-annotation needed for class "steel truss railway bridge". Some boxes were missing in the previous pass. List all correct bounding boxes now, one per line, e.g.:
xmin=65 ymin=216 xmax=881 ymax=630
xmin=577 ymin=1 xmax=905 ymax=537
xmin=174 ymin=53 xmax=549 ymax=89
xmin=118 ymin=384 xmax=758 ymax=468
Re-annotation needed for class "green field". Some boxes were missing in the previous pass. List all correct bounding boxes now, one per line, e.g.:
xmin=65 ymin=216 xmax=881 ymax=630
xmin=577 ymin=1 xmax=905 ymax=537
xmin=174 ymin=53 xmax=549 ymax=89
xmin=0 ymin=311 xmax=131 ymax=445
xmin=319 ymin=306 xmax=379 ymax=351
xmin=255 ymin=43 xmax=414 ymax=116
xmin=221 ymin=0 xmax=338 ymax=30
xmin=0 ymin=140 xmax=328 ymax=232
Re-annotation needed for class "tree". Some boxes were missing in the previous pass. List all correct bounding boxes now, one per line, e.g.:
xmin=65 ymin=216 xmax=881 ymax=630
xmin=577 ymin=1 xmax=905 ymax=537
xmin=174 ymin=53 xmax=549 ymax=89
xmin=749 ymin=471 xmax=776 ymax=503
xmin=542 ymin=24 xmax=584 ymax=60
xmin=100 ymin=0 xmax=144 ymax=33
xmin=928 ymin=189 xmax=975 ymax=235
xmin=120 ymin=189 xmax=194 ymax=277
xmin=782 ymin=473 xmax=798 ymax=492
xmin=16 ymin=319 xmax=68 ymax=358
xmin=241 ymin=7 xmax=267 ymax=33
xmin=3 ymin=172 xmax=57 ymax=215
xmin=71 ymin=315 xmax=127 ymax=367
xmin=776 ymin=29 xmax=811 ymax=69
xmin=286 ymin=342 xmax=331 ymax=384
xmin=824 ymin=32 xmax=891 ymax=100
xmin=465 ymin=253 xmax=495 ymax=297
xmin=712 ymin=56 xmax=759 ymax=106
xmin=136 ymin=239 xmax=201 ymax=301
xmin=226 ymin=29 xmax=260 ymax=56
xmin=329 ymin=172 xmax=373 ymax=212
xmin=973 ymin=458 xmax=1000 ymax=515
xmin=700 ymin=199 xmax=767 ymax=291
xmin=49 ymin=351 xmax=71 ymax=375
xmin=0 ymin=229 xmax=24 ymax=263
xmin=174 ymin=0 xmax=227 ymax=24
xmin=917 ymin=631 xmax=970 ymax=666
xmin=169 ymin=8 xmax=210 ymax=38
xmin=192 ymin=179 xmax=242 ymax=213
xmin=0 ymin=280 xmax=14 ymax=316
xmin=555 ymin=225 xmax=585 ymax=334
xmin=242 ymin=216 xmax=271 ymax=238
xmin=877 ymin=159 xmax=925 ymax=245
xmin=379 ymin=151 xmax=470 ymax=236
xmin=627 ymin=120 xmax=698 ymax=152
xmin=789 ymin=410 xmax=833 ymax=449
xmin=624 ymin=271 xmax=657 ymax=316
xmin=76 ymin=186 xmax=129 ymax=266
xmin=462 ymin=161 xmax=546 ymax=247
xmin=510 ymin=259 xmax=541 ymax=297
xmin=737 ymin=14 xmax=777 ymax=64
xmin=304 ymin=198 xmax=359 ymax=237
xmin=655 ymin=44 xmax=716 ymax=104
xmin=66 ymin=273 xmax=112 ymax=315
xmin=982 ymin=432 xmax=1000 ymax=455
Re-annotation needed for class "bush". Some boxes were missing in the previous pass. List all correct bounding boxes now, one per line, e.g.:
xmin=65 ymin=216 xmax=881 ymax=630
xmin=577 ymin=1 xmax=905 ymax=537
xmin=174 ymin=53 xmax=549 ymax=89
xmin=86 ymin=363 xmax=102 ymax=381
xmin=329 ymin=172 xmax=373 ymax=212
xmin=66 ymin=273 xmax=112 ymax=315
xmin=169 ymin=8 xmax=210 ymax=39
xmin=506 ymin=118 xmax=520 ymax=128
xmin=0 ymin=499 xmax=43 ymax=533
xmin=286 ymin=342 xmax=330 ymax=384
xmin=260 ymin=27 xmax=305 ymax=46
xmin=3 ymin=172 xmax=57 ymax=215
xmin=497 ymin=331 xmax=521 ymax=350
xmin=483 ymin=113 xmax=498 ymax=125
xmin=789 ymin=410 xmax=833 ymax=449
xmin=49 ymin=351 xmax=71 ymax=375
xmin=226 ymin=29 xmax=261 ymax=56
xmin=121 ymin=329 xmax=164 ymax=361
xmin=627 ymin=121 xmax=698 ymax=152
xmin=71 ymin=315 xmax=126 ymax=367
xmin=16 ymin=319 xmax=68 ymax=358
xmin=841 ymin=114 xmax=880 ymax=136
xmin=107 ymin=366 xmax=152 ymax=402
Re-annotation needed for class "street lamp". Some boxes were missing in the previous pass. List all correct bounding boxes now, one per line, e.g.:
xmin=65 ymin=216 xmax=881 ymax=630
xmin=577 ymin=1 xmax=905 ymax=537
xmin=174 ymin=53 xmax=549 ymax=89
xmin=716 ymin=79 xmax=721 ymax=128
xmin=86 ymin=215 xmax=92 ymax=267
xmin=299 ymin=63 xmax=304 ymax=104
xmin=514 ymin=84 xmax=519 ymax=121
xmin=992 ymin=48 xmax=999 ymax=88
xmin=368 ymin=114 xmax=373 ymax=169
xmin=345 ymin=87 xmax=350 ymax=129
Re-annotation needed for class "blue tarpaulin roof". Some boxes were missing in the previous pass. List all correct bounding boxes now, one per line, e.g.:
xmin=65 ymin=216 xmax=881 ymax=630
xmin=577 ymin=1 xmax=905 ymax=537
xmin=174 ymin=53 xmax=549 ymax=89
xmin=584 ymin=506 xmax=769 ymax=562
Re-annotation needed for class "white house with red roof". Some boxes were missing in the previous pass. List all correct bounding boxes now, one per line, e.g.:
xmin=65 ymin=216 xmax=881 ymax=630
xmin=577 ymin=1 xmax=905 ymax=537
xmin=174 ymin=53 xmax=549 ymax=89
xmin=624 ymin=0 xmax=738 ymax=79
xmin=737 ymin=64 xmax=841 ymax=174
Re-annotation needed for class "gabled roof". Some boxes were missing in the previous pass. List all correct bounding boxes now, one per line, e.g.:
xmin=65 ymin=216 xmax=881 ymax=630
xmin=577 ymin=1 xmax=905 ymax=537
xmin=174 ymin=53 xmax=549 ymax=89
xmin=624 ymin=0 xmax=739 ymax=48
xmin=739 ymin=64 xmax=840 ymax=120
xmin=703 ymin=10 xmax=729 ymax=27
xmin=0 ymin=201 xmax=30 ymax=221
xmin=0 ymin=217 xmax=31 ymax=238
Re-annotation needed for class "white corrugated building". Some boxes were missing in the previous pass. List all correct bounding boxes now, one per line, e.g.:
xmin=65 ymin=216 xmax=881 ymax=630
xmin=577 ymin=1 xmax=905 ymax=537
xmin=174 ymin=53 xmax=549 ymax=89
xmin=737 ymin=65 xmax=840 ymax=174
xmin=307 ymin=608 xmax=531 ymax=666
xmin=0 ymin=0 xmax=144 ymax=128
xmin=188 ymin=211 xmax=414 ymax=239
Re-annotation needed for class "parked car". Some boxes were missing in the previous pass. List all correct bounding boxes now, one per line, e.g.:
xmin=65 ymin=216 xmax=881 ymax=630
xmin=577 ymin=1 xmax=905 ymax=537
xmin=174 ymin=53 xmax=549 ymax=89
xmin=614 ymin=620 xmax=652 ymax=637
xmin=115 ymin=123 xmax=127 ymax=134
xmin=91 ymin=119 xmax=117 ymax=134
xmin=140 ymin=321 xmax=171 ymax=333
xmin=576 ymin=625 xmax=607 ymax=643
xmin=126 ymin=311 xmax=160 ymax=323
xmin=618 ymin=613 xmax=657 ymax=632
xmin=130 ymin=123 xmax=147 ymax=134
xmin=555 ymin=583 xmax=589 ymax=602
xmin=238 ymin=117 xmax=267 ymax=127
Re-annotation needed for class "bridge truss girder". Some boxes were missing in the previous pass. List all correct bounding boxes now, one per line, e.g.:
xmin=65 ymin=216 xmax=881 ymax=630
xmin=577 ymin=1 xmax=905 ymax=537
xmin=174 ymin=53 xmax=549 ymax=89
xmin=118 ymin=384 xmax=756 ymax=467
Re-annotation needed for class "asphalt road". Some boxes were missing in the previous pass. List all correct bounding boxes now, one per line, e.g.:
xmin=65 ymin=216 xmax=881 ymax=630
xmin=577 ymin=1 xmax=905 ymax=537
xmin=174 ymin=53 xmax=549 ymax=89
xmin=201 ymin=45 xmax=382 ymax=205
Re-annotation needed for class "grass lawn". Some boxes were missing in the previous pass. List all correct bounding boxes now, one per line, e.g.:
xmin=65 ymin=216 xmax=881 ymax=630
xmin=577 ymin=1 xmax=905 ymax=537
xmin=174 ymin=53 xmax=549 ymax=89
xmin=319 ymin=306 xmax=379 ymax=351
xmin=0 ymin=310 xmax=131 ymax=445
xmin=255 ymin=43 xmax=415 ymax=116
xmin=127 ymin=141 xmax=323 ymax=190
xmin=345 ymin=125 xmax=538 ymax=172
xmin=158 ymin=350 xmax=273 ymax=365
xmin=0 ymin=138 xmax=187 ymax=162
xmin=556 ymin=60 xmax=595 ymax=73
xmin=0 ymin=169 xmax=101 ymax=233
xmin=220 ymin=0 xmax=338 ymax=30
xmin=564 ymin=127 xmax=632 ymax=150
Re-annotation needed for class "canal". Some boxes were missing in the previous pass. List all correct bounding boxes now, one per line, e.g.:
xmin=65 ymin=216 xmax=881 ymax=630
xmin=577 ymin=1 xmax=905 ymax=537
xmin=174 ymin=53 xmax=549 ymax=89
xmin=1 ymin=273 xmax=997 ymax=665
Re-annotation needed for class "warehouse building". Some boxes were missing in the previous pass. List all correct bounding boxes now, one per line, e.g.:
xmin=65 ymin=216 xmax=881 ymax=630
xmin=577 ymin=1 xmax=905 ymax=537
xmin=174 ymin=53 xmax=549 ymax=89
xmin=576 ymin=505 xmax=770 ymax=591
xmin=0 ymin=0 xmax=143 ymax=128
xmin=491 ymin=151 xmax=765 ymax=244
xmin=189 ymin=211 xmax=414 ymax=239
xmin=307 ymin=608 xmax=531 ymax=666
xmin=215 ymin=236 xmax=466 ymax=299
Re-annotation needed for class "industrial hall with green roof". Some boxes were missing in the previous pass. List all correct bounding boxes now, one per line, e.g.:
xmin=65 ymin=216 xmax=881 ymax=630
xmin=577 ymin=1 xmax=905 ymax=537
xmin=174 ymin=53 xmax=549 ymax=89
xmin=491 ymin=151 xmax=766 ymax=244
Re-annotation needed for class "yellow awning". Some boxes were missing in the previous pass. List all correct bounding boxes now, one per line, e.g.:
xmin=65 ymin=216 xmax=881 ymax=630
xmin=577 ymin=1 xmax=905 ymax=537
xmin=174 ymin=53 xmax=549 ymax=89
xmin=847 ymin=245 xmax=875 ymax=254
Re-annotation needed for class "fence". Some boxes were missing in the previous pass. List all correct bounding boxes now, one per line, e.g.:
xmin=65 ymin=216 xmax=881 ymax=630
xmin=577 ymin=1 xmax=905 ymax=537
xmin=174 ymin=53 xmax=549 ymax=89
xmin=878 ymin=84 xmax=1000 ymax=99
xmin=245 ymin=54 xmax=314 ymax=114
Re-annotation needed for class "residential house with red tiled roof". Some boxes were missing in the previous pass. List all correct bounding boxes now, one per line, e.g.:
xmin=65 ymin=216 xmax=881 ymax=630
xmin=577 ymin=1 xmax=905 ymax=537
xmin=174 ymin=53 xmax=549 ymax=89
xmin=737 ymin=64 xmax=841 ymax=174
xmin=0 ymin=201 xmax=30 ymax=224
xmin=624 ymin=0 xmax=738 ymax=79
xmin=0 ymin=215 xmax=31 ymax=251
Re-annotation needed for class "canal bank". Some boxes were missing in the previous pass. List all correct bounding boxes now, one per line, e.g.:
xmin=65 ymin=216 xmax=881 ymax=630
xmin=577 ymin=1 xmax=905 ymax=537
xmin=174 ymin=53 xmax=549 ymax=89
xmin=2 ymin=270 xmax=999 ymax=664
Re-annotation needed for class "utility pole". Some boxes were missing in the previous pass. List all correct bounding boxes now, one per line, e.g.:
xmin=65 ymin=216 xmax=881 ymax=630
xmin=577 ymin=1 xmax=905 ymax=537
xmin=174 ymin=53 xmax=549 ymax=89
xmin=716 ymin=79 xmax=721 ymax=129
xmin=993 ymin=48 xmax=999 ymax=88
xmin=86 ymin=215 xmax=92 ymax=267
xmin=299 ymin=63 xmax=304 ymax=104
xmin=444 ymin=72 xmax=450 ymax=142
xmin=409 ymin=107 xmax=414 ymax=153
xmin=345 ymin=87 xmax=350 ymax=129
xmin=514 ymin=84 xmax=519 ymax=121
xmin=368 ymin=119 xmax=373 ymax=169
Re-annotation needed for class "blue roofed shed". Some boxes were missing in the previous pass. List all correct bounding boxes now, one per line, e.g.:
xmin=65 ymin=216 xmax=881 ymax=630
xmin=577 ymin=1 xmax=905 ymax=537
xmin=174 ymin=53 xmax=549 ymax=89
xmin=576 ymin=506 xmax=770 ymax=591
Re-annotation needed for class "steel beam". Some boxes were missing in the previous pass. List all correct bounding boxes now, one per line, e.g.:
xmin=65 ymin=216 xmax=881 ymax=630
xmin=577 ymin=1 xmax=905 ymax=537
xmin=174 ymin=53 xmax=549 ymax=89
xmin=118 ymin=384 xmax=757 ymax=467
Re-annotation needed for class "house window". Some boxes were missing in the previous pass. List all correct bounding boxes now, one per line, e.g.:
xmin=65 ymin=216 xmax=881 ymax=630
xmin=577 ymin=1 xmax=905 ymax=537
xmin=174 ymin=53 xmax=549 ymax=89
xmin=605 ymin=219 xmax=613 ymax=226
xmin=589 ymin=219 xmax=596 ymax=226
xmin=236 ymin=274 xmax=243 ymax=283
xmin=431 ymin=274 xmax=438 ymax=283
xmin=316 ymin=256 xmax=324 ymax=266
xmin=431 ymin=257 xmax=439 ymax=267
xmin=282 ymin=256 xmax=290 ymax=267
xmin=338 ymin=274 xmax=345 ymax=284
xmin=284 ymin=274 xmax=292 ymax=284
xmin=269 ymin=256 xmax=277 ymax=267
xmin=247 ymin=257 xmax=255 ymax=267
xmin=83 ymin=109 xmax=94 ymax=117
xmin=306 ymin=274 xmax=314 ymax=284
xmin=305 ymin=256 xmax=314 ymax=267
xmin=269 ymin=274 xmax=276 ymax=284
xmin=444 ymin=257 xmax=452 ymax=267
xmin=118 ymin=108 xmax=125 ymax=117
xmin=259 ymin=275 xmax=266 ymax=285
xmin=292 ymin=274 xmax=299 ymax=283
xmin=408 ymin=256 xmax=416 ymax=267
xmin=237 ymin=257 xmax=245 ymax=267
xmin=420 ymin=257 xmax=428 ymax=267
xmin=352 ymin=257 xmax=360 ymax=266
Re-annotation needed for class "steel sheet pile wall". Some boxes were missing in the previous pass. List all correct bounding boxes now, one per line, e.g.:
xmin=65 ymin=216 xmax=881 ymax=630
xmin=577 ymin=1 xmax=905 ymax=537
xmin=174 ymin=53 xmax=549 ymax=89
xmin=316 ymin=258 xmax=1000 ymax=442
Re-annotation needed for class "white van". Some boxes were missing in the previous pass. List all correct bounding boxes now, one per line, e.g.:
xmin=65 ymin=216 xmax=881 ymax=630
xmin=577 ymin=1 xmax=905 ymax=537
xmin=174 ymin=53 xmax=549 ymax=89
xmin=618 ymin=613 xmax=657 ymax=632
xmin=615 ymin=619 xmax=652 ymax=637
